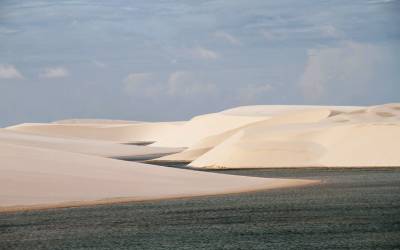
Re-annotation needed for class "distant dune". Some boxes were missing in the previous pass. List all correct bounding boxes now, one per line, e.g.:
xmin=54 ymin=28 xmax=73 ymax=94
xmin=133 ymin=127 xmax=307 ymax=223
xmin=154 ymin=104 xmax=400 ymax=168
xmin=0 ymin=129 xmax=181 ymax=159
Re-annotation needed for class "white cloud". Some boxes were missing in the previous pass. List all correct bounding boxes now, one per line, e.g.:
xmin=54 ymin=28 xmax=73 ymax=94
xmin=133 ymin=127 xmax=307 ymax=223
xmin=123 ymin=73 xmax=165 ymax=98
xmin=237 ymin=83 xmax=273 ymax=103
xmin=123 ymin=71 xmax=217 ymax=98
xmin=319 ymin=25 xmax=343 ymax=39
xmin=261 ymin=29 xmax=281 ymax=41
xmin=0 ymin=27 xmax=19 ymax=35
xmin=214 ymin=31 xmax=241 ymax=45
xmin=167 ymin=71 xmax=217 ymax=97
xmin=93 ymin=60 xmax=106 ymax=68
xmin=124 ymin=73 xmax=151 ymax=86
xmin=0 ymin=64 xmax=23 ymax=79
xmin=0 ymin=64 xmax=24 ymax=79
xmin=368 ymin=0 xmax=396 ymax=4
xmin=40 ymin=67 xmax=69 ymax=78
xmin=123 ymin=73 xmax=155 ymax=96
xmin=299 ymin=41 xmax=381 ymax=101
xmin=191 ymin=47 xmax=220 ymax=60
xmin=261 ymin=25 xmax=342 ymax=41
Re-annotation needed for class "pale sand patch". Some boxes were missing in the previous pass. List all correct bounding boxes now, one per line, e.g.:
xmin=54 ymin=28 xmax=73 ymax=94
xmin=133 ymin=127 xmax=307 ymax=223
xmin=0 ymin=129 xmax=182 ymax=159
xmin=6 ymin=121 xmax=184 ymax=143
xmin=52 ymin=118 xmax=142 ymax=124
xmin=0 ymin=142 xmax=318 ymax=212
xmin=220 ymin=104 xmax=360 ymax=116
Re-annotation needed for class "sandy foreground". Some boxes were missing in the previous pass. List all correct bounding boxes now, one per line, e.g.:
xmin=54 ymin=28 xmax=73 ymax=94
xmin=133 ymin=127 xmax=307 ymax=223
xmin=3 ymin=103 xmax=398 ymax=211
xmin=0 ymin=117 xmax=318 ymax=211
xmin=0 ymin=140 xmax=317 ymax=212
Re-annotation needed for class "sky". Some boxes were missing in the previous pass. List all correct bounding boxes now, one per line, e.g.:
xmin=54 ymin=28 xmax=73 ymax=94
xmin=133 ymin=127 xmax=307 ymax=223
xmin=0 ymin=0 xmax=399 ymax=126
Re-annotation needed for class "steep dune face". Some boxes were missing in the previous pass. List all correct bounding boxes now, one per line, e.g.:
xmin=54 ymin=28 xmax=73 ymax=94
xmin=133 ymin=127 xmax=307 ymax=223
xmin=157 ymin=108 xmax=352 ymax=163
xmin=316 ymin=123 xmax=400 ymax=166
xmin=189 ymin=104 xmax=400 ymax=169
xmin=150 ymin=113 xmax=268 ymax=147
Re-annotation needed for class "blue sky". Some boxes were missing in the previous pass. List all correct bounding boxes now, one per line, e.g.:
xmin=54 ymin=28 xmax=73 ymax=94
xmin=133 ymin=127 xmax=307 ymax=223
xmin=0 ymin=0 xmax=399 ymax=126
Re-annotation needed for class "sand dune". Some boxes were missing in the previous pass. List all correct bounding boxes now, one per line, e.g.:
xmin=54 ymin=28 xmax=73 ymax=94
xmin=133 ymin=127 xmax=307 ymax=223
xmin=0 ymin=142 xmax=315 ymax=212
xmin=52 ymin=118 xmax=141 ymax=124
xmin=220 ymin=105 xmax=359 ymax=116
xmin=0 ymin=129 xmax=181 ymax=160
xmin=189 ymin=104 xmax=400 ymax=168
xmin=7 ymin=121 xmax=184 ymax=143
xmin=156 ymin=107 xmax=360 ymax=163
xmin=150 ymin=112 xmax=269 ymax=147
xmin=7 ymin=113 xmax=265 ymax=148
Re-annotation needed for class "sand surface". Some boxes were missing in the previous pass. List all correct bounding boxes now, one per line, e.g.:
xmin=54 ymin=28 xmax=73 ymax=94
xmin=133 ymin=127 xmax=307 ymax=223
xmin=189 ymin=104 xmax=400 ymax=168
xmin=0 ymin=129 xmax=182 ymax=159
xmin=0 ymin=140 xmax=315 ymax=212
xmin=6 ymin=121 xmax=184 ymax=143
xmin=150 ymin=104 xmax=400 ymax=169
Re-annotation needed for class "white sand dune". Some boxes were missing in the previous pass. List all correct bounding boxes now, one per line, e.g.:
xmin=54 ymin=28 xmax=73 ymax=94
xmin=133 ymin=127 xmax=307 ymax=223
xmin=0 ymin=129 xmax=181 ymax=160
xmin=6 ymin=121 xmax=184 ymax=143
xmin=0 ymin=142 xmax=316 ymax=212
xmin=7 ymin=113 xmax=268 ymax=148
xmin=52 ymin=118 xmax=141 ymax=124
xmin=155 ymin=107 xmax=360 ymax=163
xmin=189 ymin=104 xmax=400 ymax=169
xmin=150 ymin=112 xmax=269 ymax=147
xmin=220 ymin=105 xmax=359 ymax=117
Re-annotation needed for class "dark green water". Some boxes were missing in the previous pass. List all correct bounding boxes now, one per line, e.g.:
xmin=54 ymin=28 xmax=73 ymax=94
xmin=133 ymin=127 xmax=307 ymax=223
xmin=1 ymin=168 xmax=400 ymax=250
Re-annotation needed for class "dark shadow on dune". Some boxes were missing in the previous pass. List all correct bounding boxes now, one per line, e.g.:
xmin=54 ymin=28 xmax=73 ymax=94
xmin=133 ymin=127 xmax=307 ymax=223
xmin=144 ymin=160 xmax=190 ymax=169
xmin=112 ymin=153 xmax=179 ymax=162
xmin=121 ymin=141 xmax=155 ymax=146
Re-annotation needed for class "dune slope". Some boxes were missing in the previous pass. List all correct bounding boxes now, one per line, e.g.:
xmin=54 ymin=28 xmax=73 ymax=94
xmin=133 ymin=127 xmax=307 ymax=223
xmin=6 ymin=121 xmax=184 ymax=143
xmin=0 ymin=129 xmax=182 ymax=159
xmin=190 ymin=104 xmax=400 ymax=168
xmin=157 ymin=107 xmax=356 ymax=163
xmin=0 ymin=142 xmax=315 ymax=211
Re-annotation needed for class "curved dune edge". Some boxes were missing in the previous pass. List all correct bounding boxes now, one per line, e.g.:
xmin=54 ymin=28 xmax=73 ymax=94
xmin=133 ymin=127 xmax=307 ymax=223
xmin=5 ymin=113 xmax=266 ymax=148
xmin=0 ymin=141 xmax=319 ymax=213
xmin=155 ymin=108 xmax=346 ymax=163
xmin=0 ymin=129 xmax=182 ymax=159
xmin=0 ymin=179 xmax=319 ymax=213
xmin=187 ymin=104 xmax=400 ymax=169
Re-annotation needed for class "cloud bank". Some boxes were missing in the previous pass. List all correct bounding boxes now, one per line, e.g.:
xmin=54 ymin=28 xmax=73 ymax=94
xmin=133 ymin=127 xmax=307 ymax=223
xmin=40 ymin=67 xmax=69 ymax=78
xmin=299 ymin=41 xmax=383 ymax=102
xmin=0 ymin=65 xmax=23 ymax=79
